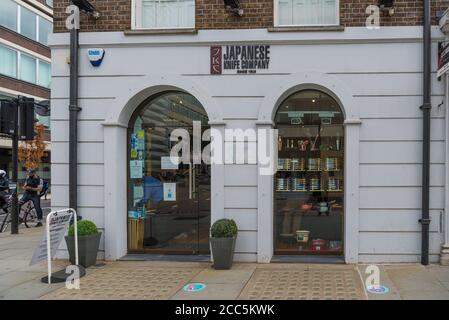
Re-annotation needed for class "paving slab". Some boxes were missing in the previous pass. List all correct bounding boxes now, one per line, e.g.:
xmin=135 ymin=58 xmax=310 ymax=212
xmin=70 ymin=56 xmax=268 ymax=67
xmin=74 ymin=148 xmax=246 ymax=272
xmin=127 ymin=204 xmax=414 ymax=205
xmin=358 ymin=265 xmax=401 ymax=300
xmin=385 ymin=265 xmax=449 ymax=300
xmin=191 ymin=266 xmax=255 ymax=284
xmin=0 ymin=271 xmax=44 ymax=287
xmin=171 ymin=283 xmax=246 ymax=300
xmin=0 ymin=279 xmax=65 ymax=300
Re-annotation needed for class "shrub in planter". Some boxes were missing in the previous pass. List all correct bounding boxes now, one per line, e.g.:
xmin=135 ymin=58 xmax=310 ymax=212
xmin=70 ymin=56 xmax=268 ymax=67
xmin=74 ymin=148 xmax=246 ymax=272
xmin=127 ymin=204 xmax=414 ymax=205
xmin=210 ymin=219 xmax=238 ymax=270
xmin=65 ymin=220 xmax=101 ymax=268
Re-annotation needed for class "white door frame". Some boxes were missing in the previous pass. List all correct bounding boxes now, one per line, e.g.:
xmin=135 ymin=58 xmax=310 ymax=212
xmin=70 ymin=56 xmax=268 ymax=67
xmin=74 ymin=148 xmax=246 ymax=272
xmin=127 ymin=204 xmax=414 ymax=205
xmin=257 ymin=72 xmax=361 ymax=264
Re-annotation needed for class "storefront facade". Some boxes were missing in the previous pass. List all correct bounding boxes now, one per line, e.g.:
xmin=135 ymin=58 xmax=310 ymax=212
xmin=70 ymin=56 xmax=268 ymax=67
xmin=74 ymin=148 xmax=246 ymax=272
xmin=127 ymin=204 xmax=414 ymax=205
xmin=50 ymin=2 xmax=449 ymax=264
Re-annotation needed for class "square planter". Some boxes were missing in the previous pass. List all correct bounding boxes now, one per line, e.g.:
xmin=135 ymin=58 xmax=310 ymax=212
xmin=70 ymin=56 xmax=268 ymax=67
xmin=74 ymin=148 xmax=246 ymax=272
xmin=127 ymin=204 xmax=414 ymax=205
xmin=65 ymin=232 xmax=101 ymax=268
xmin=210 ymin=237 xmax=236 ymax=270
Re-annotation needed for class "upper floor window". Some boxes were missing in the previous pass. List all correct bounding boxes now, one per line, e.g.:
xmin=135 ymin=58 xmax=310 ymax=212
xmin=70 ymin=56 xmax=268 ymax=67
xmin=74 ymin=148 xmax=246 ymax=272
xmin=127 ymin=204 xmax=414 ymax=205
xmin=0 ymin=0 xmax=53 ymax=46
xmin=0 ymin=43 xmax=51 ymax=89
xmin=275 ymin=0 xmax=339 ymax=26
xmin=0 ymin=0 xmax=18 ymax=31
xmin=133 ymin=0 xmax=195 ymax=29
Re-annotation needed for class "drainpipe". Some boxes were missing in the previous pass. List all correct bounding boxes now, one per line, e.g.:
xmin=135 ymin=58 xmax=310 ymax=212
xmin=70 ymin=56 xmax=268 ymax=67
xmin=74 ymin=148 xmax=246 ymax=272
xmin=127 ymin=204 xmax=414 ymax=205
xmin=69 ymin=2 xmax=80 ymax=214
xmin=420 ymin=0 xmax=432 ymax=266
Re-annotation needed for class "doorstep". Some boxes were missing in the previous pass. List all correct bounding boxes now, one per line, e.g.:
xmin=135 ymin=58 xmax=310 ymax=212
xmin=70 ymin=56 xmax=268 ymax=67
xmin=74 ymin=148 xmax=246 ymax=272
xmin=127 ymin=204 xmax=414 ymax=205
xmin=119 ymin=254 xmax=211 ymax=262
xmin=271 ymin=255 xmax=345 ymax=264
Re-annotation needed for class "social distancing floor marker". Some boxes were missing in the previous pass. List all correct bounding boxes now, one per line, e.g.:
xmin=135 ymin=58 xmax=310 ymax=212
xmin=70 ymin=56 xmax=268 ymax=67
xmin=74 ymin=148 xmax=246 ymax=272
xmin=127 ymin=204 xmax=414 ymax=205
xmin=366 ymin=285 xmax=390 ymax=295
xmin=183 ymin=283 xmax=207 ymax=292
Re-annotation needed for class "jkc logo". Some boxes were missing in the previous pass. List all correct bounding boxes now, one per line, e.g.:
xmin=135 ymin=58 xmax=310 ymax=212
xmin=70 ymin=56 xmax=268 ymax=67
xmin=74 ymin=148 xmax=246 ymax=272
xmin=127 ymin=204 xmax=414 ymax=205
xmin=210 ymin=46 xmax=222 ymax=75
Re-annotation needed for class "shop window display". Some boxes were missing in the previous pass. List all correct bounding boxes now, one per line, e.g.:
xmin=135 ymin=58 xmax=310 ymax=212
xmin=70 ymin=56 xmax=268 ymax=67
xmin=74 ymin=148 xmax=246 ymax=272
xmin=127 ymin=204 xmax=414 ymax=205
xmin=274 ymin=90 xmax=344 ymax=255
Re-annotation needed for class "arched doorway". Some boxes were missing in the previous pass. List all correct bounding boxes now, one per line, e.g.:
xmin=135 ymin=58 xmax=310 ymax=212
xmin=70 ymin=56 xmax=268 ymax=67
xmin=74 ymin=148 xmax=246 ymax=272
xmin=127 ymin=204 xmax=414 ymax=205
xmin=127 ymin=91 xmax=211 ymax=255
xmin=274 ymin=89 xmax=345 ymax=257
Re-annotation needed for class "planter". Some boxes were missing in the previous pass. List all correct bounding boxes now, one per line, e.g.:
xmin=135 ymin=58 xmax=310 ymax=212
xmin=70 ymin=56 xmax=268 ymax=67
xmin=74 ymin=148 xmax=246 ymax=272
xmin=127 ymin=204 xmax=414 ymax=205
xmin=210 ymin=237 xmax=236 ymax=270
xmin=65 ymin=232 xmax=101 ymax=268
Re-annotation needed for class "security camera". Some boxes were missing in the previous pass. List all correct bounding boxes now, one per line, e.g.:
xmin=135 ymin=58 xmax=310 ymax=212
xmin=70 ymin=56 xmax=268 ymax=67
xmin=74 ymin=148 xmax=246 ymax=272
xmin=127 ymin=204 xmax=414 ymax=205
xmin=224 ymin=0 xmax=244 ymax=17
xmin=379 ymin=0 xmax=394 ymax=16
xmin=71 ymin=0 xmax=100 ymax=19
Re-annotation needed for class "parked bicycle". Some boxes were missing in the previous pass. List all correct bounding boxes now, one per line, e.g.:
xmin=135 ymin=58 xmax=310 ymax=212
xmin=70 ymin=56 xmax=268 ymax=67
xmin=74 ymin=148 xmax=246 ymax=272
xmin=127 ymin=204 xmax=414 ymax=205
xmin=0 ymin=195 xmax=40 ymax=233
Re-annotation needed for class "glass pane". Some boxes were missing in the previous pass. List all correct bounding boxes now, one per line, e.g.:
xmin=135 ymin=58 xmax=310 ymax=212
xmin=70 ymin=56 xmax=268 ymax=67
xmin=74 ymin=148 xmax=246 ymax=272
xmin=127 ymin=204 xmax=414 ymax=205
xmin=142 ymin=0 xmax=157 ymax=28
xmin=20 ymin=54 xmax=37 ymax=83
xmin=38 ymin=61 xmax=51 ymax=88
xmin=38 ymin=17 xmax=52 ymax=46
xmin=278 ymin=0 xmax=292 ymax=26
xmin=141 ymin=0 xmax=194 ymax=28
xmin=127 ymin=92 xmax=210 ymax=254
xmin=0 ymin=45 xmax=17 ymax=78
xmin=274 ymin=90 xmax=344 ymax=256
xmin=0 ymin=0 xmax=18 ymax=31
xmin=278 ymin=0 xmax=337 ymax=25
xmin=21 ymin=7 xmax=37 ymax=40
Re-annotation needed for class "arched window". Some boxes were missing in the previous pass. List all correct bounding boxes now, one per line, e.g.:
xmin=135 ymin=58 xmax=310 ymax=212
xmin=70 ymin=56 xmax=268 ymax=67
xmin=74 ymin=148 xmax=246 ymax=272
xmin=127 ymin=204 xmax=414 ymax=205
xmin=127 ymin=91 xmax=210 ymax=255
xmin=274 ymin=90 xmax=345 ymax=256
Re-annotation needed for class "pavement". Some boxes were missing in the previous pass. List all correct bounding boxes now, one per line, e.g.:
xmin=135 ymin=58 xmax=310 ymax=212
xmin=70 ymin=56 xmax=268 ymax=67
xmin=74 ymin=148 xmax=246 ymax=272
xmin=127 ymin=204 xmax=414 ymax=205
xmin=1 ymin=226 xmax=449 ymax=300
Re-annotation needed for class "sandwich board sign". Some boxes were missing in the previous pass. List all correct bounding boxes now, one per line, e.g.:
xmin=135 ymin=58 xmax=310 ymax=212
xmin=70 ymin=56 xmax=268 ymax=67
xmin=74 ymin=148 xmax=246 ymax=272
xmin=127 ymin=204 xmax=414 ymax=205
xmin=30 ymin=209 xmax=81 ymax=284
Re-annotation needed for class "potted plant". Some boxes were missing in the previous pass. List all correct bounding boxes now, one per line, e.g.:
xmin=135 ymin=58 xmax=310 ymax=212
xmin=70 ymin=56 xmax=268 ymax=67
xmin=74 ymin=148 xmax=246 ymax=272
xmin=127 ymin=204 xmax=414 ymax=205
xmin=65 ymin=220 xmax=101 ymax=268
xmin=210 ymin=219 xmax=238 ymax=270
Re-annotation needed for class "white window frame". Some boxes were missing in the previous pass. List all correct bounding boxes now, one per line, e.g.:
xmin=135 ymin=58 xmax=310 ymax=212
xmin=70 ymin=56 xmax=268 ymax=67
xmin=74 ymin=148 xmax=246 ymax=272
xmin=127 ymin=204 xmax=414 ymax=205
xmin=273 ymin=0 xmax=340 ymax=27
xmin=131 ymin=0 xmax=195 ymax=30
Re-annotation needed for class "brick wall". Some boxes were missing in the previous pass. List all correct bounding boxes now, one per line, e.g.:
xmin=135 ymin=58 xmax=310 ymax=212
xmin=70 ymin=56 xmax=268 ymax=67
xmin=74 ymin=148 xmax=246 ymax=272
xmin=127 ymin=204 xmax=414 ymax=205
xmin=53 ymin=0 xmax=449 ymax=33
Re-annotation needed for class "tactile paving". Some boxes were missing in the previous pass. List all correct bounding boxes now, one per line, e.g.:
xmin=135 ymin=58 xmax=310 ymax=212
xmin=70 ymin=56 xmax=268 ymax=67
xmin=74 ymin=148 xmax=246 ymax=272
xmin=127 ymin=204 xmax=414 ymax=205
xmin=41 ymin=265 xmax=202 ymax=300
xmin=239 ymin=267 xmax=366 ymax=300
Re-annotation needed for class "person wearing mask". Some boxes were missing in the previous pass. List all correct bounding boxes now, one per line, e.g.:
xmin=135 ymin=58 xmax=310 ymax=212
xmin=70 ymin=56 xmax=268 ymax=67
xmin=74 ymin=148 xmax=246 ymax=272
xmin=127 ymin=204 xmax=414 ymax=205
xmin=21 ymin=169 xmax=43 ymax=227
xmin=0 ymin=170 xmax=9 ymax=210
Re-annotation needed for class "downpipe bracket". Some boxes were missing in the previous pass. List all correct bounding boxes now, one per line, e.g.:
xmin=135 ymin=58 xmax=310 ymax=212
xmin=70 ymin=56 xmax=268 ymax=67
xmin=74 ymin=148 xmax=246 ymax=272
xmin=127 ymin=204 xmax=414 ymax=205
xmin=69 ymin=104 xmax=82 ymax=112
xmin=420 ymin=103 xmax=432 ymax=110
xmin=419 ymin=218 xmax=431 ymax=225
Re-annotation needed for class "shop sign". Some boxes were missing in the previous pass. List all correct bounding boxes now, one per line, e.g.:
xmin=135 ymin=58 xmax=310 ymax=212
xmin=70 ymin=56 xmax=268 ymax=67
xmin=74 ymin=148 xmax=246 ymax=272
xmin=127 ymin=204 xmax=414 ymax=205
xmin=437 ymin=42 xmax=449 ymax=78
xmin=211 ymin=45 xmax=271 ymax=75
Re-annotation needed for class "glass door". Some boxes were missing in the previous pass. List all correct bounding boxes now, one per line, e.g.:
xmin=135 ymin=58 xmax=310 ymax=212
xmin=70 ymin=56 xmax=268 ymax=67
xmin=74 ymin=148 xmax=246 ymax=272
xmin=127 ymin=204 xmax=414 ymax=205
xmin=127 ymin=92 xmax=210 ymax=255
xmin=273 ymin=90 xmax=344 ymax=256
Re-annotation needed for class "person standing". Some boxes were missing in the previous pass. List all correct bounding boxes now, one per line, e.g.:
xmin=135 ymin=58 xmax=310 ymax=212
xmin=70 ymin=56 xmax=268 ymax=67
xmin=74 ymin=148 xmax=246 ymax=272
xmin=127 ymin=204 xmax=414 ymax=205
xmin=21 ymin=169 xmax=43 ymax=227
xmin=0 ymin=170 xmax=9 ymax=210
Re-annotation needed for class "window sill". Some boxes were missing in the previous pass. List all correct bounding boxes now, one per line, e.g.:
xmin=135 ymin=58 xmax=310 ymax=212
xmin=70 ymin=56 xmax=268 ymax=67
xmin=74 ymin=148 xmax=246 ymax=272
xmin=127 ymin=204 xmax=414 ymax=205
xmin=124 ymin=28 xmax=198 ymax=35
xmin=268 ymin=25 xmax=345 ymax=32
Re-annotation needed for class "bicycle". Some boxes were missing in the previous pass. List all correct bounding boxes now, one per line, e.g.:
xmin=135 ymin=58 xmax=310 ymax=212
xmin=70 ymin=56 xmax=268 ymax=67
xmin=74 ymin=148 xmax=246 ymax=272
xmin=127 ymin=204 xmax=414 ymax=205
xmin=0 ymin=195 xmax=40 ymax=233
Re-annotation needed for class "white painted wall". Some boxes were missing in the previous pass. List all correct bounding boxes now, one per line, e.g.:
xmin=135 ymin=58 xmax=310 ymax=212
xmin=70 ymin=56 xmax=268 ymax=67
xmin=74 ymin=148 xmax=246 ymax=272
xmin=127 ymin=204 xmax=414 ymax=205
xmin=50 ymin=26 xmax=446 ymax=263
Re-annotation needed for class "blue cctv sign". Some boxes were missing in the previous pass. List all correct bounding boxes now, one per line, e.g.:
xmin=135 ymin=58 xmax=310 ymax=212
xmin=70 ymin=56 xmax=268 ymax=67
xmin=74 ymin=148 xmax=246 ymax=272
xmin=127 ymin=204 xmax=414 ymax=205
xmin=87 ymin=48 xmax=105 ymax=67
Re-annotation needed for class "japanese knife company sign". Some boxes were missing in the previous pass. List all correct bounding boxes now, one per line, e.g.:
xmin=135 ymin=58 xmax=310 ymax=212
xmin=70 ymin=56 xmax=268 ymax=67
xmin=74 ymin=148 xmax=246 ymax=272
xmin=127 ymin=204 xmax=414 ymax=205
xmin=210 ymin=45 xmax=271 ymax=75
xmin=437 ymin=42 xmax=449 ymax=78
xmin=30 ymin=210 xmax=73 ymax=265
